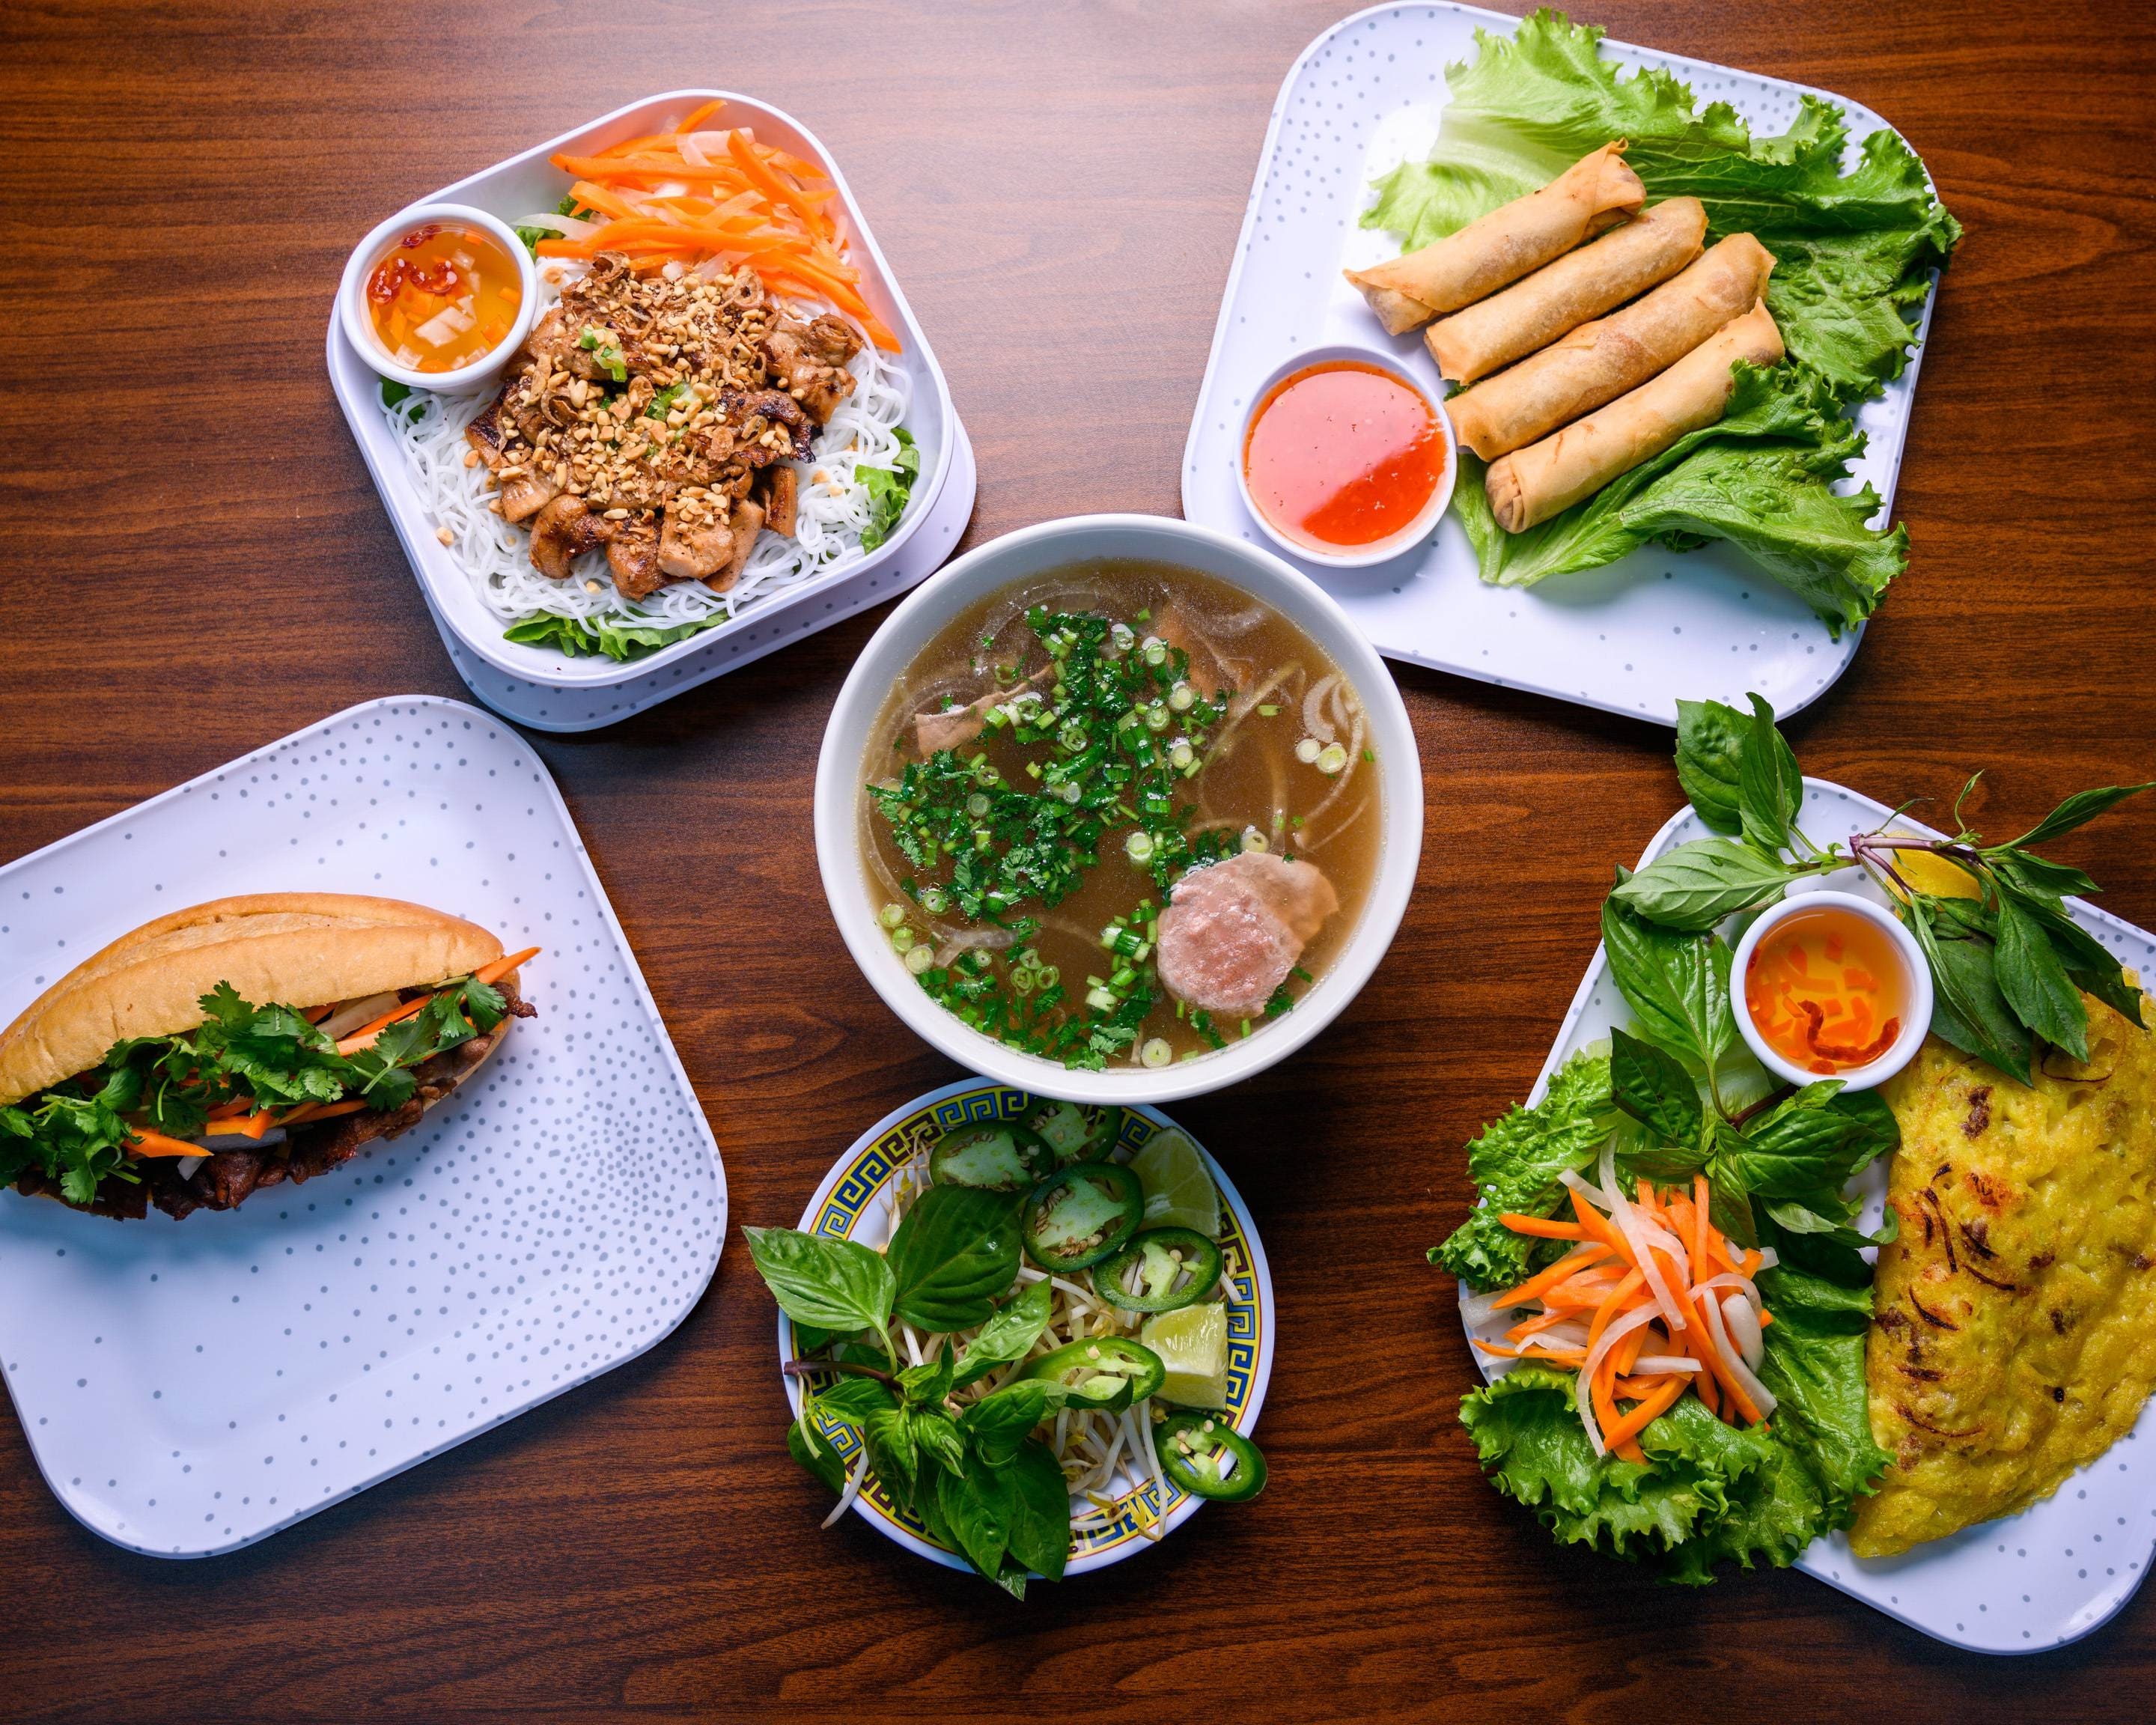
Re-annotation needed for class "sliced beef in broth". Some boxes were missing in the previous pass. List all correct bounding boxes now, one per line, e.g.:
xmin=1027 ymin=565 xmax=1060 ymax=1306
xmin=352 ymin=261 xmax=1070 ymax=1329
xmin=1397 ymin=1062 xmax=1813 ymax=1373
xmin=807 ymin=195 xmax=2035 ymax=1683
xmin=1155 ymin=852 xmax=1340 ymax=1020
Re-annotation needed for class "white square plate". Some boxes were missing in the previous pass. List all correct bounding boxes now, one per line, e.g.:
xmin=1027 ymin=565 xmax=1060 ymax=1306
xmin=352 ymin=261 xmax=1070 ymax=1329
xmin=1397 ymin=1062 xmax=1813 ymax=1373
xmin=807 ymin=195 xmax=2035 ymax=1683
xmin=1183 ymin=3 xmax=1939 ymax=725
xmin=1476 ymin=779 xmax=2156 ymax=1651
xmin=0 ymin=696 xmax=725 ymax=1557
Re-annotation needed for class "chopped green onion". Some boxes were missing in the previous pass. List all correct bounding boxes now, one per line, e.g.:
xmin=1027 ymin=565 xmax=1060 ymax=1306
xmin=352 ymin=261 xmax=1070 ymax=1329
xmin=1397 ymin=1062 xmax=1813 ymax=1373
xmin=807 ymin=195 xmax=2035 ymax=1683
xmin=879 ymin=903 xmax=907 ymax=929
xmin=1125 ymin=830 xmax=1156 ymax=864
xmin=1294 ymin=737 xmax=1322 ymax=764
xmin=891 ymin=926 xmax=916 ymax=954
xmin=1258 ymin=703 xmax=1279 ymax=717
xmin=1315 ymin=743 xmax=1349 ymax=775
xmin=904 ymin=944 xmax=934 ymax=976
xmin=1168 ymin=683 xmax=1196 ymax=713
xmin=1140 ymin=1038 xmax=1172 ymax=1068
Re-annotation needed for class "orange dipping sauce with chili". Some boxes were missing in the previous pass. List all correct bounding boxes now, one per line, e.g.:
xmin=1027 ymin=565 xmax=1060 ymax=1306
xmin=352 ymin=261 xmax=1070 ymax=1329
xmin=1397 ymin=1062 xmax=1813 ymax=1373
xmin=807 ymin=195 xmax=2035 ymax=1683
xmin=1243 ymin=361 xmax=1448 ymax=554
xmin=1744 ymin=906 xmax=1909 ymax=1075
xmin=366 ymin=222 xmax=523 ymax=374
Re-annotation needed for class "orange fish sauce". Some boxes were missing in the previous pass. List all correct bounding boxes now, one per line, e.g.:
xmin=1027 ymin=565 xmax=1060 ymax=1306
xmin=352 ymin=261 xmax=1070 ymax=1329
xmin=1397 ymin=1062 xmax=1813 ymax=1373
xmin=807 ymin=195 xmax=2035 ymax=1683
xmin=1243 ymin=362 xmax=1447 ymax=553
xmin=1744 ymin=906 xmax=1908 ymax=1074
xmin=367 ymin=223 xmax=523 ymax=373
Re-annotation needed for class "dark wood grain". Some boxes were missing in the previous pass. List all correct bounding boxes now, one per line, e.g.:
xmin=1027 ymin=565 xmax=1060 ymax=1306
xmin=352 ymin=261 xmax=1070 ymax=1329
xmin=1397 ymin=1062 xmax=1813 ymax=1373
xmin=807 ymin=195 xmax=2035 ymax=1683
xmin=2 ymin=0 xmax=2154 ymax=1718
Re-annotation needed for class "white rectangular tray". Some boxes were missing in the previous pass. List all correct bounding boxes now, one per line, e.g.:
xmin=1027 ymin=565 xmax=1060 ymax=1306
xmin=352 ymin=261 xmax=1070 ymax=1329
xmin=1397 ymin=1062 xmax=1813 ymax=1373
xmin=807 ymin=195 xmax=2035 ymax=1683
xmin=329 ymin=89 xmax=959 ymax=701
xmin=1489 ymin=778 xmax=2156 ymax=1651
xmin=0 ymin=696 xmax=725 ymax=1557
xmin=1184 ymin=3 xmax=1938 ymax=725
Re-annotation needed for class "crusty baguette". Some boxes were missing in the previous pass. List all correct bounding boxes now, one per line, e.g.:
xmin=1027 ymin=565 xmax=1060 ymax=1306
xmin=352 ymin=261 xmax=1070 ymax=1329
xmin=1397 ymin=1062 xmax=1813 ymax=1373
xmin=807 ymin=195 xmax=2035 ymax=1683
xmin=0 ymin=894 xmax=503 ymax=1107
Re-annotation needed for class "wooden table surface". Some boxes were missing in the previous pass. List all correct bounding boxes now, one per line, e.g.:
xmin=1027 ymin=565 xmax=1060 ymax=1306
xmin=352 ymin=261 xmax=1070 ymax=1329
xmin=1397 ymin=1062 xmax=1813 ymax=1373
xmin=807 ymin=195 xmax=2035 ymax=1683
xmin=4 ymin=0 xmax=2154 ymax=1717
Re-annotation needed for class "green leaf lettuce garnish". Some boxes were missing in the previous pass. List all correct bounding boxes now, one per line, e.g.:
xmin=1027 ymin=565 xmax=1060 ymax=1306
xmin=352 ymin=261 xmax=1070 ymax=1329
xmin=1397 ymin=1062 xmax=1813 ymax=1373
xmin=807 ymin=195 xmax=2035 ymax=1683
xmin=1363 ymin=10 xmax=1958 ymax=630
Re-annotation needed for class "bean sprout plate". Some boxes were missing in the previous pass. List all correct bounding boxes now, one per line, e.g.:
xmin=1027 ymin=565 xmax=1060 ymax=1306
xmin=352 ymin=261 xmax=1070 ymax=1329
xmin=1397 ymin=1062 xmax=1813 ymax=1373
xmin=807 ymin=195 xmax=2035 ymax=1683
xmin=1461 ymin=779 xmax=2156 ymax=1652
xmin=1183 ymin=3 xmax=1940 ymax=725
xmin=0 ymin=696 xmax=725 ymax=1557
xmin=779 ymin=1079 xmax=1275 ymax=1578
xmin=328 ymin=89 xmax=963 ymax=719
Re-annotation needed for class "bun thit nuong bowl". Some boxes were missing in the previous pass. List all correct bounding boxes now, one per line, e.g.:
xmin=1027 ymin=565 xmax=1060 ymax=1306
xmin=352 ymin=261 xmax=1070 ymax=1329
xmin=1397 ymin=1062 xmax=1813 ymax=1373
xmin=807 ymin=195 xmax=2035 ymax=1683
xmin=814 ymin=514 xmax=1424 ymax=1103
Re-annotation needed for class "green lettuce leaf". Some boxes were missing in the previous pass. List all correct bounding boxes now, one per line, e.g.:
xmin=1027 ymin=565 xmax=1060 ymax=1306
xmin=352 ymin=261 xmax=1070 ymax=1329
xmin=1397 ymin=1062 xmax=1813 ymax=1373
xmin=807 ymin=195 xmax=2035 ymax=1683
xmin=1461 ymin=1364 xmax=1752 ymax=1558
xmin=859 ymin=427 xmax=919 ymax=553
xmin=1432 ymin=1050 xmax=1616 ymax=1290
xmin=503 ymin=610 xmax=730 ymax=663
xmin=1451 ymin=362 xmax=1904 ymax=636
xmin=1750 ymin=1257 xmax=1889 ymax=1516
xmin=1462 ymin=1361 xmax=1849 ymax=1583
xmin=1363 ymin=9 xmax=1956 ymax=624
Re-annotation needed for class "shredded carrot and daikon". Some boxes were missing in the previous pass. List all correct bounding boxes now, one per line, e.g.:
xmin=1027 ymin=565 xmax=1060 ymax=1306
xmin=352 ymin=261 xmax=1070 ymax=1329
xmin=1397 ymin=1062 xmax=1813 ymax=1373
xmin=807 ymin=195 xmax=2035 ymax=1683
xmin=534 ymin=103 xmax=898 ymax=351
xmin=1464 ymin=1147 xmax=1779 ymax=1463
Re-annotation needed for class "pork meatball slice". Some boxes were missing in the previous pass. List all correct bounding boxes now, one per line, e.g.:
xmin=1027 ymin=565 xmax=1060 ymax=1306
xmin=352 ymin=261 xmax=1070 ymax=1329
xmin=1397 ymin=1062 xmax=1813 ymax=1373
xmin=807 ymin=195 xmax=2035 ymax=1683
xmin=1154 ymin=852 xmax=1339 ymax=1022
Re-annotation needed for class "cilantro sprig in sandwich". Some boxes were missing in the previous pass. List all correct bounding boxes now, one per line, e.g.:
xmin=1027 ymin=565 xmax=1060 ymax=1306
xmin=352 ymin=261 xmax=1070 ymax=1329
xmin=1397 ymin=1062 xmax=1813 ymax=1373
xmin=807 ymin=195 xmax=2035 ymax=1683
xmin=0 ymin=894 xmax=538 ymax=1220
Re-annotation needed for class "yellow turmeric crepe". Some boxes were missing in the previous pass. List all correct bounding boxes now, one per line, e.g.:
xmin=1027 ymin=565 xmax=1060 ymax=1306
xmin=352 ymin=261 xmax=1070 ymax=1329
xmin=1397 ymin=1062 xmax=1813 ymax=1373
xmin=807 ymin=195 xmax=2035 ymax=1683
xmin=1853 ymin=983 xmax=2156 ymax=1557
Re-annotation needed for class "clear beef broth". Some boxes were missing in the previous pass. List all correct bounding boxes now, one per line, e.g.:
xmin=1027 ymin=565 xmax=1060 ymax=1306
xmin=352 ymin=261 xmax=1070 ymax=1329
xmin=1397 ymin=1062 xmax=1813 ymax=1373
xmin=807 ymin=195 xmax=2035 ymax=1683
xmin=859 ymin=560 xmax=1381 ymax=1070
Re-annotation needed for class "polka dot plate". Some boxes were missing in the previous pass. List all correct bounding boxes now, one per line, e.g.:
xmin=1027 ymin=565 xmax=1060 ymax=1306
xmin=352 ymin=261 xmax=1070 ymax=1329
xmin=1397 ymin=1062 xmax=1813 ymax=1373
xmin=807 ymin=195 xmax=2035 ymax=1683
xmin=0 ymin=695 xmax=725 ymax=1557
xmin=779 ymin=1080 xmax=1275 ymax=1578
xmin=1181 ymin=4 xmax=1941 ymax=726
xmin=1460 ymin=779 xmax=2156 ymax=1652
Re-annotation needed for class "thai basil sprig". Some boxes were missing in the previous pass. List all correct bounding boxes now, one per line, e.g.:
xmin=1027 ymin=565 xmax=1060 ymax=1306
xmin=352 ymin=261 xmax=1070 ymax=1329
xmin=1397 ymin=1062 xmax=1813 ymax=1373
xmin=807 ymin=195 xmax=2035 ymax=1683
xmin=1609 ymin=693 xmax=2149 ymax=1084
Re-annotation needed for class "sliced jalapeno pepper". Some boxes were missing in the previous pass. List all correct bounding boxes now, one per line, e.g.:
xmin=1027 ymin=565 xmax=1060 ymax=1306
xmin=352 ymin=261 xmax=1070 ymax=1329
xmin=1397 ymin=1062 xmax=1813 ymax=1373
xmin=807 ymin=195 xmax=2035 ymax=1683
xmin=1091 ymin=1226 xmax=1223 ymax=1314
xmin=1156 ymin=1411 xmax=1267 ymax=1502
xmin=1029 ymin=1101 xmax=1127 ymax=1166
xmin=1023 ymin=1161 xmax=1143 ymax=1271
xmin=930 ymin=1121 xmax=1053 ymax=1191
xmin=1021 ymin=1336 xmax=1165 ymax=1411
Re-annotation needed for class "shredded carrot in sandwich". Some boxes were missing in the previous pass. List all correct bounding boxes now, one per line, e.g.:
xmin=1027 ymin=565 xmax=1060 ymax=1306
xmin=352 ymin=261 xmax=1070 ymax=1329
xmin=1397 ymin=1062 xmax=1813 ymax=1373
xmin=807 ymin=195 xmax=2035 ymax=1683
xmin=473 ymin=946 xmax=541 ymax=988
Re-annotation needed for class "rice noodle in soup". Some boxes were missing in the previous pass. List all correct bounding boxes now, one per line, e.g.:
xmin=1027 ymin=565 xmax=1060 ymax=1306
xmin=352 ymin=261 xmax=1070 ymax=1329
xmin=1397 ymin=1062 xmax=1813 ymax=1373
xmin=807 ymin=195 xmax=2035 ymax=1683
xmin=859 ymin=562 xmax=1381 ymax=1070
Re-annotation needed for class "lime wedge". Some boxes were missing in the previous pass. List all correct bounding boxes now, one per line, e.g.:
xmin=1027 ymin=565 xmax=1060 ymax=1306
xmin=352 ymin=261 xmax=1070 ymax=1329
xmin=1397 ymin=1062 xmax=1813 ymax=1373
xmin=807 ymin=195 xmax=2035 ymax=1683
xmin=1129 ymin=1130 xmax=1219 ymax=1238
xmin=1141 ymin=1301 xmax=1228 ymax=1408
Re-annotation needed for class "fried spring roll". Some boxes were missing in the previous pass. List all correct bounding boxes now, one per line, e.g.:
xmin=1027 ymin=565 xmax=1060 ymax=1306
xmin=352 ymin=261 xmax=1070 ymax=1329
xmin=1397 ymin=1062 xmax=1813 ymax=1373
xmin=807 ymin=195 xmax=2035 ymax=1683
xmin=1425 ymin=198 xmax=1707 ymax=386
xmin=1449 ymin=232 xmax=1778 ymax=461
xmin=1345 ymin=143 xmax=1645 ymax=335
xmin=1485 ymin=299 xmax=1785 ymax=533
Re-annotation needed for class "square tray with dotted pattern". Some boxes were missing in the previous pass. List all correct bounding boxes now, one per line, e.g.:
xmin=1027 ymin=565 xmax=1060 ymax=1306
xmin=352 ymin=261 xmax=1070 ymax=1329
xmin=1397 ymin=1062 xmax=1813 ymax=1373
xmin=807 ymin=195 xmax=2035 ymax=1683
xmin=1182 ymin=3 xmax=1940 ymax=725
xmin=0 ymin=696 xmax=725 ymax=1557
xmin=1462 ymin=779 xmax=2156 ymax=1652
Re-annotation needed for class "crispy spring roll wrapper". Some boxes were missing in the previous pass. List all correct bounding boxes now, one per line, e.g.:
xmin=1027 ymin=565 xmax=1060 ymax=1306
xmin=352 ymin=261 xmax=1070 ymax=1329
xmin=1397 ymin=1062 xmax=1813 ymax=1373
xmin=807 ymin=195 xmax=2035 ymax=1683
xmin=1449 ymin=231 xmax=1778 ymax=461
xmin=1425 ymin=197 xmax=1707 ymax=385
xmin=1485 ymin=299 xmax=1785 ymax=532
xmin=1345 ymin=143 xmax=1645 ymax=335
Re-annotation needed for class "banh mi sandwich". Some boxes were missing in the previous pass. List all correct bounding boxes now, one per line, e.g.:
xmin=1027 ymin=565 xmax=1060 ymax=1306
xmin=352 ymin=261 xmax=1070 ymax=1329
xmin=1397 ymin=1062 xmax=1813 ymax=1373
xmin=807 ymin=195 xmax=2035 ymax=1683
xmin=0 ymin=895 xmax=538 ymax=1222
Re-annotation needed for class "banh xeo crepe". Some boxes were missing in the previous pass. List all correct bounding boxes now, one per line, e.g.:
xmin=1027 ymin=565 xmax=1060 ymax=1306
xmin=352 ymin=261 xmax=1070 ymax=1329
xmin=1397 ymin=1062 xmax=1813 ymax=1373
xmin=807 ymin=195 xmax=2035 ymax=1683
xmin=1448 ymin=229 xmax=1773 ymax=460
xmin=1425 ymin=195 xmax=1706 ymax=387
xmin=1345 ymin=142 xmax=1644 ymax=335
xmin=1487 ymin=300 xmax=1783 ymax=531
xmin=1853 ymin=984 xmax=2156 ymax=1558
xmin=1362 ymin=10 xmax=1959 ymax=633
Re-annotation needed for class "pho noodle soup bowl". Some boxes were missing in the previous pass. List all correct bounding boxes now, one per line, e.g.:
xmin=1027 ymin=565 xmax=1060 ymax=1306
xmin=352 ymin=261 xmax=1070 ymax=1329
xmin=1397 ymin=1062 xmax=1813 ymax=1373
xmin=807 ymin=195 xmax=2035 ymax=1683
xmin=815 ymin=513 xmax=1423 ymax=1104
xmin=338 ymin=202 xmax=540 ymax=396
xmin=1235 ymin=344 xmax=1456 ymax=571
